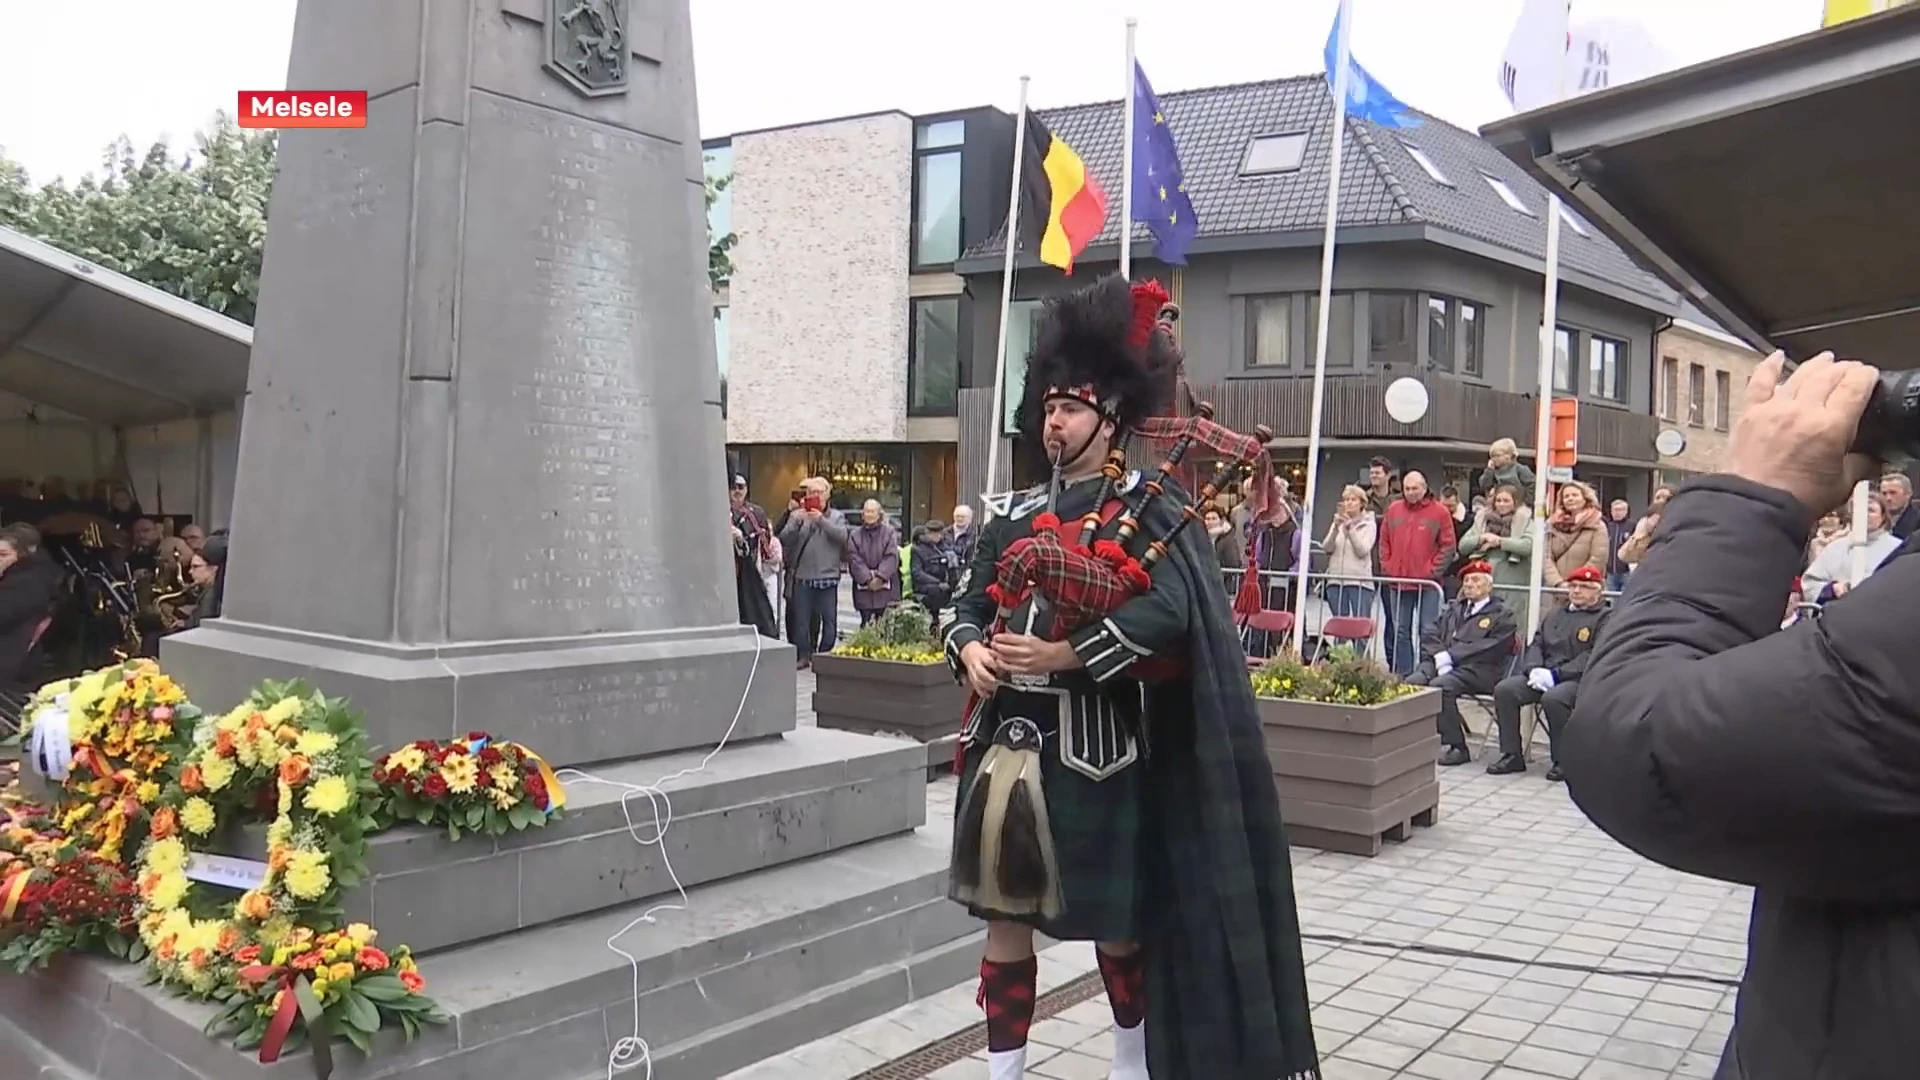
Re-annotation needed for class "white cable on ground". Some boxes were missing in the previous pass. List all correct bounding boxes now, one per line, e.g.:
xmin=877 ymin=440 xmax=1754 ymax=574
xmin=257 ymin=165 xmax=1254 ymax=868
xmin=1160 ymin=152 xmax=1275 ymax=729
xmin=552 ymin=628 xmax=766 ymax=1080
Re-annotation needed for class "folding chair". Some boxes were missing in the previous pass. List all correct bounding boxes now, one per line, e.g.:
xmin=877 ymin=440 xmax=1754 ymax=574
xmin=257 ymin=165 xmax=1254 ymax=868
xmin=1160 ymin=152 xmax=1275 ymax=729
xmin=1457 ymin=636 xmax=1522 ymax=761
xmin=1241 ymin=609 xmax=1295 ymax=668
xmin=1311 ymin=614 xmax=1377 ymax=662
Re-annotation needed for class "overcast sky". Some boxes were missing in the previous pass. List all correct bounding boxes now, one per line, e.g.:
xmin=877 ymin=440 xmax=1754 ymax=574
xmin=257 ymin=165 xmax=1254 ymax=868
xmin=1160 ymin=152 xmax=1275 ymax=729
xmin=1 ymin=0 xmax=1823 ymax=186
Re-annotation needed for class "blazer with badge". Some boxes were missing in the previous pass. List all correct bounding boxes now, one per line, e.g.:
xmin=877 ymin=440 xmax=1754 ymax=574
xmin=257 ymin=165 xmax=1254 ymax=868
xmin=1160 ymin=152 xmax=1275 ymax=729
xmin=1523 ymin=603 xmax=1609 ymax=682
xmin=1421 ymin=594 xmax=1519 ymax=684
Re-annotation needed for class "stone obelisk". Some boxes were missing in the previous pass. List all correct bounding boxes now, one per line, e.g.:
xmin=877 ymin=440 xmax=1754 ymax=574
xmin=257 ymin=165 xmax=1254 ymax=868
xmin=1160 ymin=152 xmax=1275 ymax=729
xmin=165 ymin=0 xmax=794 ymax=764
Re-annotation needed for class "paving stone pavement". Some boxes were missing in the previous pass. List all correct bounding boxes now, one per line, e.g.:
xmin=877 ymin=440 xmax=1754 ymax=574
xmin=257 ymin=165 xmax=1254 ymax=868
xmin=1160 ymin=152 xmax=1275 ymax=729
xmin=745 ymin=677 xmax=1749 ymax=1080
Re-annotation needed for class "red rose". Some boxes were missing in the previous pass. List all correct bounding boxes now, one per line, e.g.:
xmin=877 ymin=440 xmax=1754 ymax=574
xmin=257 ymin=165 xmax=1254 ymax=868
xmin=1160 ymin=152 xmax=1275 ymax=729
xmin=478 ymin=747 xmax=503 ymax=768
xmin=422 ymin=774 xmax=449 ymax=799
xmin=411 ymin=739 xmax=436 ymax=752
xmin=441 ymin=742 xmax=467 ymax=757
xmin=524 ymin=772 xmax=549 ymax=811
xmin=372 ymin=767 xmax=388 ymax=784
xmin=464 ymin=731 xmax=489 ymax=743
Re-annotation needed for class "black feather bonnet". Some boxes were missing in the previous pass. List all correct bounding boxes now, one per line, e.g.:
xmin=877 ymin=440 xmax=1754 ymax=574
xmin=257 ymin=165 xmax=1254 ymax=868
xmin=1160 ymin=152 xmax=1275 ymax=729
xmin=1014 ymin=274 xmax=1181 ymax=452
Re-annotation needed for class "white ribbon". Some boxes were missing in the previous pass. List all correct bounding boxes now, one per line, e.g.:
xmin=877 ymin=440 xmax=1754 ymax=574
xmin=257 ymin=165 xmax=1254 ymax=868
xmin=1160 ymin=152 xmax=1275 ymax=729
xmin=29 ymin=693 xmax=74 ymax=783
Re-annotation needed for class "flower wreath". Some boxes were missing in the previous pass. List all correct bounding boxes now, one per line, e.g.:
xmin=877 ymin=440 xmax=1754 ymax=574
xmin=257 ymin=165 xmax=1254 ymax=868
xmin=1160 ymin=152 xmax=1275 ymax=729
xmin=20 ymin=660 xmax=202 ymax=864
xmin=134 ymin=680 xmax=378 ymax=998
xmin=371 ymin=733 xmax=565 ymax=841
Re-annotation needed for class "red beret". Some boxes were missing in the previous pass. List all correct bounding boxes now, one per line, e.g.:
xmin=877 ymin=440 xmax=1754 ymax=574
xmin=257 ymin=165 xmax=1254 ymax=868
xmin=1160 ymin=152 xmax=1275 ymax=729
xmin=1565 ymin=565 xmax=1604 ymax=584
xmin=1460 ymin=560 xmax=1494 ymax=578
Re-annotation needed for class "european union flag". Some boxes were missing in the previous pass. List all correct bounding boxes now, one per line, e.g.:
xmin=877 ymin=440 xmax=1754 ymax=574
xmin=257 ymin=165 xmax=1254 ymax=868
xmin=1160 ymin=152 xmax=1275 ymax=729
xmin=1130 ymin=62 xmax=1198 ymax=265
xmin=1323 ymin=8 xmax=1420 ymax=129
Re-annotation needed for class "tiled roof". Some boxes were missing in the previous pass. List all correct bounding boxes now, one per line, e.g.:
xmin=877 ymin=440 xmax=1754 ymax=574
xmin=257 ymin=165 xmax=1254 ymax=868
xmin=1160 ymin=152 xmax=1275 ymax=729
xmin=964 ymin=75 xmax=1674 ymax=305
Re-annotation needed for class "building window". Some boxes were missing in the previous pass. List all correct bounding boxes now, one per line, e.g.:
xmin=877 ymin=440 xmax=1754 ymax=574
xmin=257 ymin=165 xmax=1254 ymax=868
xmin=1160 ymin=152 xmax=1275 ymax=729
xmin=908 ymin=297 xmax=961 ymax=416
xmin=1369 ymin=292 xmax=1417 ymax=368
xmin=1240 ymin=132 xmax=1309 ymax=176
xmin=1687 ymin=363 xmax=1706 ymax=426
xmin=1246 ymin=295 xmax=1291 ymax=368
xmin=1459 ymin=300 xmax=1484 ymax=377
xmin=1482 ymin=173 xmax=1535 ymax=216
xmin=913 ymin=120 xmax=964 ymax=267
xmin=1399 ymin=142 xmax=1451 ymax=186
xmin=714 ymin=305 xmax=729 ymax=417
xmin=1587 ymin=335 xmax=1625 ymax=401
xmin=1714 ymin=369 xmax=1731 ymax=430
xmin=1659 ymin=356 xmax=1679 ymax=420
xmin=1424 ymin=296 xmax=1452 ymax=372
xmin=1306 ymin=292 xmax=1357 ymax=367
xmin=1001 ymin=299 xmax=1043 ymax=434
xmin=1553 ymin=327 xmax=1575 ymax=393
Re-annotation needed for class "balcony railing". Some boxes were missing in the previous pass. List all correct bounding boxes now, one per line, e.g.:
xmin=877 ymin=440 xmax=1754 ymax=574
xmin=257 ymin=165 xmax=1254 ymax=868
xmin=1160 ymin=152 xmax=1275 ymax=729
xmin=1193 ymin=375 xmax=1658 ymax=464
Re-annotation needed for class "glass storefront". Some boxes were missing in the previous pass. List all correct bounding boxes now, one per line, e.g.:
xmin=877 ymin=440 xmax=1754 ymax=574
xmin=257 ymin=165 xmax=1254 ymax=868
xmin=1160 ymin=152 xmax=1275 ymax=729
xmin=734 ymin=443 xmax=957 ymax=529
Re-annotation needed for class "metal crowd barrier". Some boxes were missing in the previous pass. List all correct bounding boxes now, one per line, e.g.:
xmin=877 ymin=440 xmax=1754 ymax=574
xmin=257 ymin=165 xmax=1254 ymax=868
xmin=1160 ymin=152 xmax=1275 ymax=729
xmin=1219 ymin=568 xmax=1446 ymax=666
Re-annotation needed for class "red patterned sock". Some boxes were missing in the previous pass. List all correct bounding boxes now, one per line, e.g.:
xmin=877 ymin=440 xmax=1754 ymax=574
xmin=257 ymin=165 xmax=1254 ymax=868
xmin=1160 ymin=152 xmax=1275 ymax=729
xmin=1097 ymin=948 xmax=1146 ymax=1029
xmin=977 ymin=956 xmax=1038 ymax=1052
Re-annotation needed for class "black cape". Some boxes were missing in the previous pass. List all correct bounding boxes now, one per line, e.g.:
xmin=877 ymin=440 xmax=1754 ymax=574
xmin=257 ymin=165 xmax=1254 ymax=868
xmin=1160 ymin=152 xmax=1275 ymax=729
xmin=1136 ymin=489 xmax=1321 ymax=1079
xmin=734 ymin=548 xmax=777 ymax=639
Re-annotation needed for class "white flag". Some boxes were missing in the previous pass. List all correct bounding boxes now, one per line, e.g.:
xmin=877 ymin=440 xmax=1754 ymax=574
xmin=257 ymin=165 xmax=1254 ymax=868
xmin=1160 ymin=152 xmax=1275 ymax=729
xmin=1500 ymin=0 xmax=1669 ymax=112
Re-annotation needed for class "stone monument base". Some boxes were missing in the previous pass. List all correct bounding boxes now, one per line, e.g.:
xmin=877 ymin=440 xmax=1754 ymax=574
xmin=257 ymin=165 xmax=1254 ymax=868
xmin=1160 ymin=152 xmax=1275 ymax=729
xmin=161 ymin=620 xmax=793 ymax=768
xmin=0 ymin=728 xmax=983 ymax=1080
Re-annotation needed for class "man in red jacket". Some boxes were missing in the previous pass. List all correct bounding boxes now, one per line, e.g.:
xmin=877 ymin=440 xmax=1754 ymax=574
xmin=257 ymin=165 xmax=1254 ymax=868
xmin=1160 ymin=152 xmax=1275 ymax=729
xmin=1378 ymin=470 xmax=1457 ymax=674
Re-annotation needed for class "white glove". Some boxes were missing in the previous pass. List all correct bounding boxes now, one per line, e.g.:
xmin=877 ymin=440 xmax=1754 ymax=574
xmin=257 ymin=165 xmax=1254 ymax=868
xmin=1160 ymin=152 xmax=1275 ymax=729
xmin=1527 ymin=667 xmax=1555 ymax=691
xmin=1433 ymin=651 xmax=1453 ymax=676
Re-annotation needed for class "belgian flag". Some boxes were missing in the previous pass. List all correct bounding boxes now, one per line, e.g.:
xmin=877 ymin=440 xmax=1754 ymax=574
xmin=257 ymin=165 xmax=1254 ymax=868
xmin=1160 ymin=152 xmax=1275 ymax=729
xmin=1018 ymin=111 xmax=1108 ymax=274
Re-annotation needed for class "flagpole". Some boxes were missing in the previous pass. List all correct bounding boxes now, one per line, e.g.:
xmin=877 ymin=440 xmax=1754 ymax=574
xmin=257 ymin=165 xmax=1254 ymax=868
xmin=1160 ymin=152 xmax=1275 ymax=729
xmin=983 ymin=76 xmax=1032 ymax=519
xmin=1524 ymin=1 xmax=1571 ymax=642
xmin=1120 ymin=17 xmax=1138 ymax=279
xmin=1291 ymin=0 xmax=1353 ymax=657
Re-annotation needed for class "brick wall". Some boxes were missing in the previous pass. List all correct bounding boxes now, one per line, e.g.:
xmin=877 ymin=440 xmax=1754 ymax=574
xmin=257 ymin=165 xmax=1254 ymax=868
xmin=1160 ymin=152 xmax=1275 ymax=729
xmin=1654 ymin=322 xmax=1761 ymax=477
xmin=724 ymin=113 xmax=913 ymax=444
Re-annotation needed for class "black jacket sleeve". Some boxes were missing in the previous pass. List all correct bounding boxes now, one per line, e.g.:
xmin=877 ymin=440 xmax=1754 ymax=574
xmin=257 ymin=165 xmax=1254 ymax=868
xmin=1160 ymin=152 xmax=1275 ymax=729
xmin=942 ymin=521 xmax=1004 ymax=678
xmin=1519 ymin=622 xmax=1546 ymax=673
xmin=1565 ymin=476 xmax=1920 ymax=903
xmin=1555 ymin=609 xmax=1607 ymax=681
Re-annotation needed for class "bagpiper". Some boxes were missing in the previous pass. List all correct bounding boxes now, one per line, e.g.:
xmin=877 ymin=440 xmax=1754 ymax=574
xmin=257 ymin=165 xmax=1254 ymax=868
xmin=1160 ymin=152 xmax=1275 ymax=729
xmin=944 ymin=274 xmax=1321 ymax=1080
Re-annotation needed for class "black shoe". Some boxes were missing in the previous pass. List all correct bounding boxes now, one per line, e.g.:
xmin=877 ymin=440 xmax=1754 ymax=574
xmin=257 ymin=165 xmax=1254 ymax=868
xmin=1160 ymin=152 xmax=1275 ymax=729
xmin=1545 ymin=764 xmax=1566 ymax=782
xmin=1485 ymin=753 xmax=1527 ymax=776
xmin=1437 ymin=745 xmax=1471 ymax=767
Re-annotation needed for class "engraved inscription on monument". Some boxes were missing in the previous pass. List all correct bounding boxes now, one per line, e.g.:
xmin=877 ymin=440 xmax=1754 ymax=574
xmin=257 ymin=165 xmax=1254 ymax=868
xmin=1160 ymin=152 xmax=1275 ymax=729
xmin=546 ymin=0 xmax=631 ymax=98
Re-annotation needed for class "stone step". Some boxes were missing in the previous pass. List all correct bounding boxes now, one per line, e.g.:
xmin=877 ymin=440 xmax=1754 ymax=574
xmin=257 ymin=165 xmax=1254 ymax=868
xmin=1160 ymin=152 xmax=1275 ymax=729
xmin=647 ymin=928 xmax=984 ymax=1080
xmin=345 ymin=726 xmax=930 ymax=954
xmin=0 ymin=826 xmax=978 ymax=1080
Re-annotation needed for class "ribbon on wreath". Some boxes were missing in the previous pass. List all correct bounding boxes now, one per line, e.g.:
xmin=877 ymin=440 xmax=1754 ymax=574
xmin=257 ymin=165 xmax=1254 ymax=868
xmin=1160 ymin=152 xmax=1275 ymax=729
xmin=464 ymin=736 xmax=568 ymax=813
xmin=0 ymin=867 xmax=33 ymax=921
xmin=236 ymin=964 xmax=334 ymax=1079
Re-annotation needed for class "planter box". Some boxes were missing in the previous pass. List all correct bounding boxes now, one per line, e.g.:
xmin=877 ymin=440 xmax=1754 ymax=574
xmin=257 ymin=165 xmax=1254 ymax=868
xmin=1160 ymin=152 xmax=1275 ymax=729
xmin=810 ymin=654 xmax=967 ymax=773
xmin=1258 ymin=688 xmax=1442 ymax=857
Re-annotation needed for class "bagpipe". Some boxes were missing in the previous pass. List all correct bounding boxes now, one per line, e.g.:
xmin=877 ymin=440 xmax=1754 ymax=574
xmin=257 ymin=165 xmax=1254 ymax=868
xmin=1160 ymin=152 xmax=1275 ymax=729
xmin=952 ymin=404 xmax=1274 ymax=921
xmin=982 ymin=402 xmax=1277 ymax=651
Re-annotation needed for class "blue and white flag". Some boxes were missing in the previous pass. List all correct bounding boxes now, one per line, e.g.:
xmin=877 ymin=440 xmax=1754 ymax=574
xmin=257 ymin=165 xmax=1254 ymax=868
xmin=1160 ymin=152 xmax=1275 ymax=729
xmin=1130 ymin=62 xmax=1199 ymax=265
xmin=1323 ymin=7 xmax=1419 ymax=129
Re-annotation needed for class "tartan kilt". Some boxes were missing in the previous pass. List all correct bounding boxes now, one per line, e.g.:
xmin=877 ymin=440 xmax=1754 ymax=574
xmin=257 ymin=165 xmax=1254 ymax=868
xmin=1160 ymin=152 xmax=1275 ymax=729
xmin=951 ymin=692 xmax=1145 ymax=943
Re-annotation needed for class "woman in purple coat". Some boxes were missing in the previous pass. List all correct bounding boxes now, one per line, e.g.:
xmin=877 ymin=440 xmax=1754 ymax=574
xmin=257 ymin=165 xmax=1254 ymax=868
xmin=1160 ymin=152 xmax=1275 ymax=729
xmin=849 ymin=498 xmax=902 ymax=626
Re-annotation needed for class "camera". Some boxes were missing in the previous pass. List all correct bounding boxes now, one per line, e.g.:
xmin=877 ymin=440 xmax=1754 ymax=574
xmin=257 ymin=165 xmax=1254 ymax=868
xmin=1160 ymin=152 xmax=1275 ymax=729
xmin=1851 ymin=369 xmax=1920 ymax=464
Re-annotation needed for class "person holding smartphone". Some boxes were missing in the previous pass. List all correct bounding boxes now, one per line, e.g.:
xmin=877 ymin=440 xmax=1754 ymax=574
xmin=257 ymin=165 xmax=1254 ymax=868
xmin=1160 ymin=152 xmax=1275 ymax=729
xmin=778 ymin=476 xmax=850 ymax=669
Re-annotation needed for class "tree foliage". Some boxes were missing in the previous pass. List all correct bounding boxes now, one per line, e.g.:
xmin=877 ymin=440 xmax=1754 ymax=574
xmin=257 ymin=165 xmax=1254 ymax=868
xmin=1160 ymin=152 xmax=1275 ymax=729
xmin=2 ymin=120 xmax=742 ymax=327
xmin=0 ymin=117 xmax=274 ymax=324
xmin=705 ymin=171 xmax=735 ymax=295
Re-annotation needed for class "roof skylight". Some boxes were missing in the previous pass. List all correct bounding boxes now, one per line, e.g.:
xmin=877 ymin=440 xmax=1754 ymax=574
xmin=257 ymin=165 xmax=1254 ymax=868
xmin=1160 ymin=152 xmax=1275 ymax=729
xmin=1240 ymin=132 xmax=1309 ymax=176
xmin=1399 ymin=142 xmax=1451 ymax=186
xmin=1481 ymin=173 xmax=1534 ymax=216
xmin=1556 ymin=201 xmax=1591 ymax=236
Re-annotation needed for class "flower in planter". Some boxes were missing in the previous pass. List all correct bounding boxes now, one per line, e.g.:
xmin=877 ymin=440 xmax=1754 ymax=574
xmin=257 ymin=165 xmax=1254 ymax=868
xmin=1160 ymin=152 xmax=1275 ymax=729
xmin=1250 ymin=646 xmax=1415 ymax=706
xmin=830 ymin=601 xmax=944 ymax=663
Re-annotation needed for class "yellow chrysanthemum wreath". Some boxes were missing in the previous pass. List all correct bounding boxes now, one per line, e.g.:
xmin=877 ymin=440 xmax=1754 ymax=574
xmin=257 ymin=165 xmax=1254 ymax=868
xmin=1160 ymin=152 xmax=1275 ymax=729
xmin=134 ymin=680 xmax=378 ymax=998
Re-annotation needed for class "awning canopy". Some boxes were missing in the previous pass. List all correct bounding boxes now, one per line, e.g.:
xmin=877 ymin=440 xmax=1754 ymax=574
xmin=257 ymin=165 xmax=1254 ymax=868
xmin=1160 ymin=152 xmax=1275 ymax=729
xmin=0 ymin=225 xmax=251 ymax=425
xmin=1481 ymin=6 xmax=1920 ymax=369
